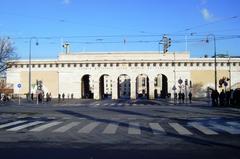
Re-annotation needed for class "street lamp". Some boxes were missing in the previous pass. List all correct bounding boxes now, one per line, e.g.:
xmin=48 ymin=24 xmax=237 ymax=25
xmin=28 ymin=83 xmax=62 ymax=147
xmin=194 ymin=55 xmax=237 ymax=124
xmin=28 ymin=37 xmax=39 ymax=100
xmin=206 ymin=34 xmax=217 ymax=91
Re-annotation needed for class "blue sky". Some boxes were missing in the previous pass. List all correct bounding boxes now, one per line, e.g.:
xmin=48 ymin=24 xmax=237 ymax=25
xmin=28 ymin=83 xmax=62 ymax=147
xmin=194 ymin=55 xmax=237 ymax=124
xmin=0 ymin=0 xmax=239 ymax=59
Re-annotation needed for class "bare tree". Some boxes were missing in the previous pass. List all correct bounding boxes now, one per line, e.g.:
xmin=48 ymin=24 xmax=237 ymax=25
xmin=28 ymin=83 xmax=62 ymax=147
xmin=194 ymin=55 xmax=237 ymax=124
xmin=0 ymin=37 xmax=17 ymax=73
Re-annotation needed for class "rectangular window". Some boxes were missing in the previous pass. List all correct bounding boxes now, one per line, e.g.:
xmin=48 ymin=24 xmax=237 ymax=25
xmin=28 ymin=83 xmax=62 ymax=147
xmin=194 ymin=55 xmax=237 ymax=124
xmin=32 ymin=64 xmax=35 ymax=68
xmin=128 ymin=63 xmax=131 ymax=67
xmin=104 ymin=63 xmax=107 ymax=67
xmin=135 ymin=63 xmax=138 ymax=67
xmin=190 ymin=63 xmax=193 ymax=66
xmin=44 ymin=64 xmax=47 ymax=68
xmin=184 ymin=63 xmax=187 ymax=66
xmin=91 ymin=63 xmax=95 ymax=67
xmin=178 ymin=63 xmax=181 ymax=66
xmin=159 ymin=63 xmax=162 ymax=66
xmin=116 ymin=63 xmax=119 ymax=67
xmin=165 ymin=63 xmax=169 ymax=66
xmin=153 ymin=63 xmax=156 ymax=66
xmin=21 ymin=64 xmax=23 ymax=68
xmin=147 ymin=63 xmax=150 ymax=66
xmin=221 ymin=63 xmax=224 ymax=66
xmin=79 ymin=63 xmax=82 ymax=67
xmin=62 ymin=64 xmax=64 ymax=67
xmin=141 ymin=63 xmax=144 ymax=67
xmin=15 ymin=65 xmax=18 ymax=68
xmin=110 ymin=63 xmax=113 ymax=67
xmin=74 ymin=64 xmax=77 ymax=67
xmin=55 ymin=64 xmax=58 ymax=67
xmin=68 ymin=64 xmax=71 ymax=67
xmin=85 ymin=64 xmax=88 ymax=67
xmin=209 ymin=63 xmax=212 ymax=66
xmin=50 ymin=64 xmax=52 ymax=67
xmin=233 ymin=63 xmax=236 ymax=66
xmin=27 ymin=64 xmax=29 ymax=68
xmin=203 ymin=63 xmax=205 ymax=66
xmin=172 ymin=62 xmax=175 ymax=66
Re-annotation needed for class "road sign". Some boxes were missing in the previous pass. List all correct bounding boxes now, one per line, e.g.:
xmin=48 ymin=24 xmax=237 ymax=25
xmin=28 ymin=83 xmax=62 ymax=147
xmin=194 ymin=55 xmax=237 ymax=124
xmin=17 ymin=84 xmax=21 ymax=88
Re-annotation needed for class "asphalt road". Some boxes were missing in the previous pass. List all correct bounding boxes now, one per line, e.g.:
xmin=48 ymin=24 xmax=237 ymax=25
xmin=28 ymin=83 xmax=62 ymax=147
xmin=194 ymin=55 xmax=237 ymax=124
xmin=0 ymin=99 xmax=240 ymax=159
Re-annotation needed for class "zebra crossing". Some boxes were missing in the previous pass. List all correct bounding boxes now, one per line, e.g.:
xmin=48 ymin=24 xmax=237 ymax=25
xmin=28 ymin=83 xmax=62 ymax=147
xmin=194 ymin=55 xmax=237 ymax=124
xmin=0 ymin=119 xmax=239 ymax=136
xmin=88 ymin=102 xmax=156 ymax=107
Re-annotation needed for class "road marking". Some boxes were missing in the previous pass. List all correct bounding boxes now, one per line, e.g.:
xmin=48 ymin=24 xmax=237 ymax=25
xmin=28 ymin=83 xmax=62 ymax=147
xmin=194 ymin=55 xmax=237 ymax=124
xmin=125 ymin=103 xmax=130 ymax=106
xmin=211 ymin=124 xmax=240 ymax=134
xmin=96 ymin=103 xmax=100 ymax=106
xmin=110 ymin=103 xmax=115 ymax=106
xmin=30 ymin=121 xmax=62 ymax=132
xmin=53 ymin=122 xmax=80 ymax=133
xmin=0 ymin=120 xmax=27 ymax=129
xmin=169 ymin=123 xmax=192 ymax=135
xmin=128 ymin=122 xmax=141 ymax=134
xmin=104 ymin=103 xmax=108 ymax=106
xmin=189 ymin=122 xmax=218 ymax=135
xmin=227 ymin=122 xmax=240 ymax=127
xmin=149 ymin=123 xmax=165 ymax=134
xmin=7 ymin=121 xmax=44 ymax=131
xmin=78 ymin=122 xmax=100 ymax=133
xmin=118 ymin=103 xmax=123 ymax=106
xmin=102 ymin=123 xmax=119 ymax=134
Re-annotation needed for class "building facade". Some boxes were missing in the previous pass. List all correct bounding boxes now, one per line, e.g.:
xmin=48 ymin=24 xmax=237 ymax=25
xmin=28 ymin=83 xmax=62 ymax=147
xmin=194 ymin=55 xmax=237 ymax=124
xmin=6 ymin=51 xmax=240 ymax=100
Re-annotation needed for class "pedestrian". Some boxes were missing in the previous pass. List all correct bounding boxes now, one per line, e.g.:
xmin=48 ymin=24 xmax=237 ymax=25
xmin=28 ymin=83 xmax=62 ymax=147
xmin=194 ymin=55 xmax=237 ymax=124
xmin=178 ymin=92 xmax=182 ymax=104
xmin=181 ymin=92 xmax=185 ymax=103
xmin=188 ymin=92 xmax=192 ymax=103
xmin=31 ymin=93 xmax=34 ymax=101
xmin=71 ymin=93 xmax=74 ymax=99
xmin=219 ymin=90 xmax=225 ymax=106
xmin=62 ymin=93 xmax=65 ymax=101
xmin=58 ymin=94 xmax=61 ymax=103
xmin=46 ymin=93 xmax=49 ymax=102
xmin=174 ymin=92 xmax=177 ymax=105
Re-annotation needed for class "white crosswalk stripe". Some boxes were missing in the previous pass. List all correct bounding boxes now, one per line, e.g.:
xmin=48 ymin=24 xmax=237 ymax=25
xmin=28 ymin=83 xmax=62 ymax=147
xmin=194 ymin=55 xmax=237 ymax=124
xmin=104 ymin=103 xmax=108 ymax=106
xmin=226 ymin=121 xmax=240 ymax=128
xmin=7 ymin=121 xmax=44 ymax=131
xmin=53 ymin=122 xmax=80 ymax=133
xmin=110 ymin=103 xmax=115 ymax=106
xmin=189 ymin=122 xmax=218 ymax=135
xmin=211 ymin=123 xmax=240 ymax=134
xmin=0 ymin=120 xmax=27 ymax=129
xmin=102 ymin=123 xmax=119 ymax=134
xmin=128 ymin=122 xmax=141 ymax=134
xmin=78 ymin=122 xmax=100 ymax=133
xmin=169 ymin=123 xmax=192 ymax=135
xmin=30 ymin=121 xmax=62 ymax=132
xmin=149 ymin=123 xmax=165 ymax=134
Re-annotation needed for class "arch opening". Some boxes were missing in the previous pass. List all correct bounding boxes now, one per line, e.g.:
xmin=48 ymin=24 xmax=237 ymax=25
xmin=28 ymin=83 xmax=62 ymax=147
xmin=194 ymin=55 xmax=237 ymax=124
xmin=99 ymin=74 xmax=112 ymax=99
xmin=81 ymin=74 xmax=94 ymax=99
xmin=154 ymin=74 xmax=168 ymax=99
xmin=118 ymin=74 xmax=131 ymax=99
xmin=136 ymin=74 xmax=149 ymax=99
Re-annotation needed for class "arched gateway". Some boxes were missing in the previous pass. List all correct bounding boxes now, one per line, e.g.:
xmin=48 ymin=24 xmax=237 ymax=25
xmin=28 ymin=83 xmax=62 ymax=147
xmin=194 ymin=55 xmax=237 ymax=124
xmin=6 ymin=51 xmax=240 ymax=100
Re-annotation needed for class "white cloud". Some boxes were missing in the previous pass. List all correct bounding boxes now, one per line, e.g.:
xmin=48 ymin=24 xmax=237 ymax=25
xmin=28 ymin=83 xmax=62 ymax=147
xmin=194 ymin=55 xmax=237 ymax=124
xmin=62 ymin=0 xmax=71 ymax=5
xmin=201 ymin=8 xmax=214 ymax=21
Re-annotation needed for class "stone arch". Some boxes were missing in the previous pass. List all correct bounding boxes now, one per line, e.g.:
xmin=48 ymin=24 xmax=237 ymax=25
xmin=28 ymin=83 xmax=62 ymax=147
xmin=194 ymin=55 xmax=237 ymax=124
xmin=81 ymin=74 xmax=94 ymax=99
xmin=118 ymin=74 xmax=131 ymax=99
xmin=136 ymin=74 xmax=149 ymax=99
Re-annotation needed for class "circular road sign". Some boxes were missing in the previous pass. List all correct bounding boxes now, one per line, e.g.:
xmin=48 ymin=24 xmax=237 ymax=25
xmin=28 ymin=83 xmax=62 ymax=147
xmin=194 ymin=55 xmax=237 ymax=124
xmin=17 ymin=83 xmax=21 ymax=88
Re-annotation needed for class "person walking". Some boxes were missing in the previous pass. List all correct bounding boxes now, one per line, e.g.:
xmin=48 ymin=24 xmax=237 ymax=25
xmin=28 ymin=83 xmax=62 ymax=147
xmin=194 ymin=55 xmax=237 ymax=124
xmin=62 ymin=93 xmax=65 ymax=101
xmin=58 ymin=94 xmax=61 ymax=103
xmin=188 ymin=92 xmax=192 ymax=104
xmin=181 ymin=92 xmax=185 ymax=103
xmin=219 ymin=90 xmax=225 ymax=106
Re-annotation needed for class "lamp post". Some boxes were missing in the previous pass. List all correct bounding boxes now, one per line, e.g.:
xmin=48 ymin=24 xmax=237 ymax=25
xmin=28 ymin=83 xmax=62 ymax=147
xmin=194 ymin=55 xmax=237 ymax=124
xmin=206 ymin=34 xmax=217 ymax=91
xmin=28 ymin=37 xmax=39 ymax=100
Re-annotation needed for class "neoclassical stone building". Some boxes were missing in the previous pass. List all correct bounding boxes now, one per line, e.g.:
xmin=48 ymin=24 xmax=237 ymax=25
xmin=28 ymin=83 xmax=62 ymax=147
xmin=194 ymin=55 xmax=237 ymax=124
xmin=6 ymin=51 xmax=240 ymax=100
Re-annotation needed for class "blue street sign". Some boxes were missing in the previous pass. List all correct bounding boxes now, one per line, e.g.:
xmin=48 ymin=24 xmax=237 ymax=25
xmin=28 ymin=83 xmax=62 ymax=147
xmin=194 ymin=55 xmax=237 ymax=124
xmin=17 ymin=83 xmax=21 ymax=88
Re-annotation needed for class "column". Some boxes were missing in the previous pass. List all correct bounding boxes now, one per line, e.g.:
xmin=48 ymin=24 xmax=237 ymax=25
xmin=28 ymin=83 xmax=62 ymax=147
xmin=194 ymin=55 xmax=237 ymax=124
xmin=93 ymin=80 xmax=100 ymax=100
xmin=112 ymin=80 xmax=118 ymax=100
xmin=79 ymin=79 xmax=82 ymax=99
xmin=149 ymin=78 xmax=155 ymax=100
xmin=130 ymin=80 xmax=136 ymax=99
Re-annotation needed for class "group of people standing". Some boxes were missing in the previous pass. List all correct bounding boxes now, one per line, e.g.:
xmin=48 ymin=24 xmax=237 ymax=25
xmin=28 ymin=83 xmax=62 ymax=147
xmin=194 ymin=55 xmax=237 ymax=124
xmin=211 ymin=89 xmax=240 ymax=107
xmin=174 ymin=92 xmax=192 ymax=104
